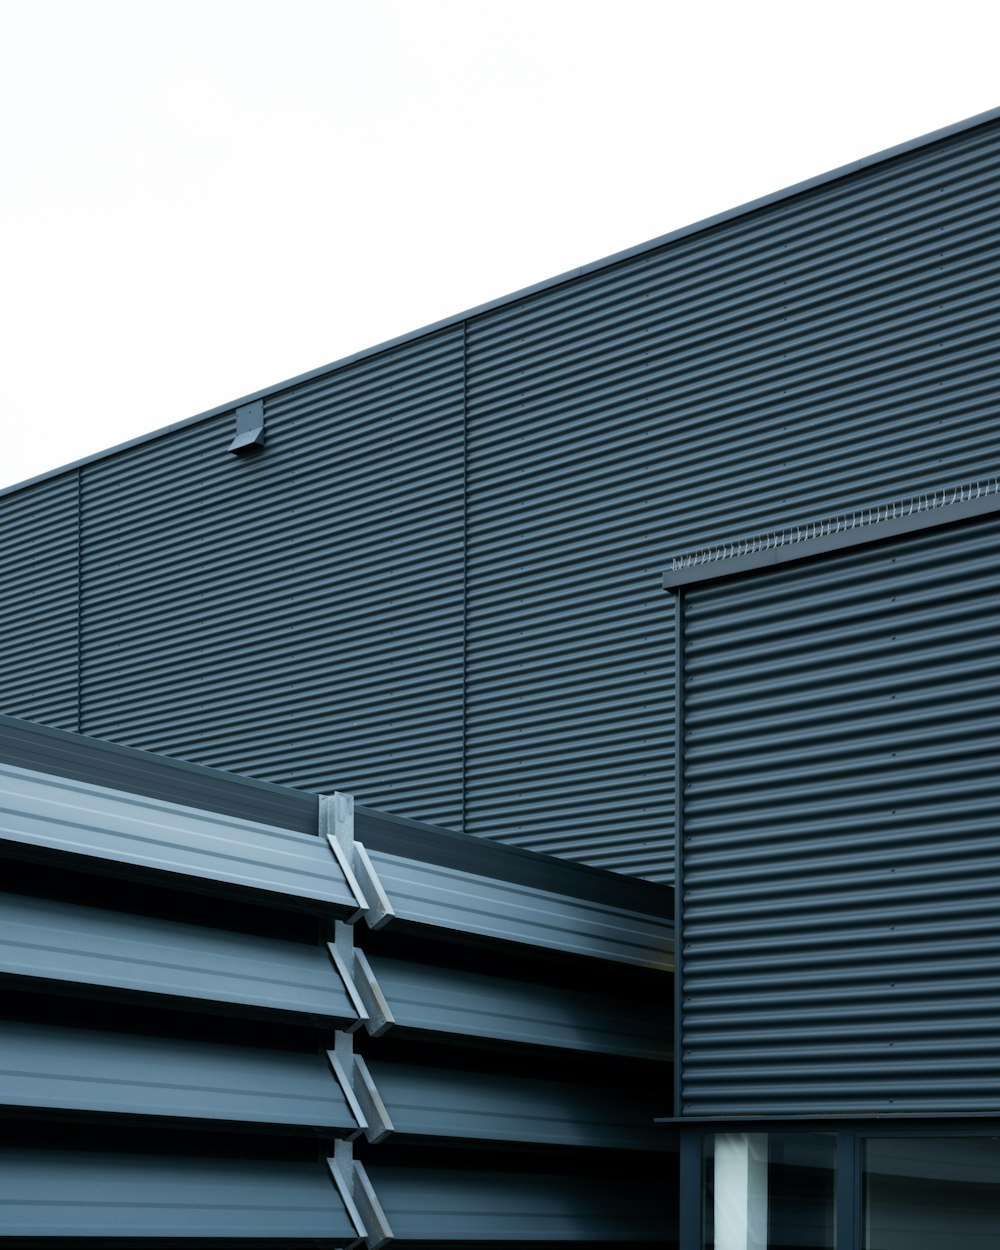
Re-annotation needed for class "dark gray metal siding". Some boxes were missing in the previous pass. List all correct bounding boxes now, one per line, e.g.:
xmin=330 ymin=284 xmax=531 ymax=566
xmin=7 ymin=116 xmax=1000 ymax=880
xmin=366 ymin=1057 xmax=666 ymax=1150
xmin=366 ymin=951 xmax=670 ymax=1061
xmin=79 ymin=329 xmax=466 ymax=830
xmin=365 ymin=845 xmax=672 ymax=967
xmin=680 ymin=513 xmax=1000 ymax=1115
xmin=463 ymin=115 xmax=1000 ymax=882
xmin=0 ymin=760 xmax=357 ymax=912
xmin=0 ymin=889 xmax=357 ymax=1023
xmin=0 ymin=717 xmax=673 ymax=1243
xmin=0 ymin=1149 xmax=356 ymax=1240
xmin=0 ymin=1020 xmax=356 ymax=1130
xmin=0 ymin=472 xmax=78 ymax=730
xmin=365 ymin=1164 xmax=669 ymax=1242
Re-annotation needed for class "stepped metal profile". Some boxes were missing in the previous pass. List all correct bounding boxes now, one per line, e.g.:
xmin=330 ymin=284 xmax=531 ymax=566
xmin=0 ymin=715 xmax=673 ymax=1244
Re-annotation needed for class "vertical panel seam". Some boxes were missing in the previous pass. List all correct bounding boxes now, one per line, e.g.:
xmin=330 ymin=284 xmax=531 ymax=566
xmin=673 ymin=588 xmax=685 ymax=1118
xmin=461 ymin=320 xmax=469 ymax=834
xmin=76 ymin=467 xmax=84 ymax=734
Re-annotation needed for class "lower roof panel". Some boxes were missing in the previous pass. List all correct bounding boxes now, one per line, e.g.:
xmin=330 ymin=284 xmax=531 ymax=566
xmin=0 ymin=1019 xmax=356 ymax=1133
xmin=0 ymin=890 xmax=356 ymax=1025
xmin=0 ymin=1148 xmax=356 ymax=1240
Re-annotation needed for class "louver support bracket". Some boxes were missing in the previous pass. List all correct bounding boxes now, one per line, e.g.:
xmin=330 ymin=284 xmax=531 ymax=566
xmin=354 ymin=1159 xmax=395 ymax=1250
xmin=354 ymin=1054 xmax=395 ymax=1144
xmin=0 ymin=722 xmax=673 ymax=1243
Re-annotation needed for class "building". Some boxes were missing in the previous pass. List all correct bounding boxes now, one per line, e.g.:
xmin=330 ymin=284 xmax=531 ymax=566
xmin=0 ymin=714 xmax=672 ymax=1243
xmin=3 ymin=106 xmax=1000 ymax=1245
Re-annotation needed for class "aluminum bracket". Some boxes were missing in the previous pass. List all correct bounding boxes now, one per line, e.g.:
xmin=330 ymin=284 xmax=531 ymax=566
xmin=354 ymin=1159 xmax=394 ymax=1249
xmin=327 ymin=1150 xmax=367 ymax=1250
xmin=354 ymin=841 xmax=395 ymax=930
xmin=353 ymin=947 xmax=395 ymax=1037
xmin=354 ymin=1054 xmax=395 ymax=1144
xmin=328 ymin=941 xmax=371 ymax=1034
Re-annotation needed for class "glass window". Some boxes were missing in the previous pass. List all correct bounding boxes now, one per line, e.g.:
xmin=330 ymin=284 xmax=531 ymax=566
xmin=864 ymin=1137 xmax=1000 ymax=1250
xmin=702 ymin=1132 xmax=836 ymax=1250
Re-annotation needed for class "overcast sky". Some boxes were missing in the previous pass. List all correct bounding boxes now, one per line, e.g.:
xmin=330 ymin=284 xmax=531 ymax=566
xmin=2 ymin=0 xmax=997 ymax=491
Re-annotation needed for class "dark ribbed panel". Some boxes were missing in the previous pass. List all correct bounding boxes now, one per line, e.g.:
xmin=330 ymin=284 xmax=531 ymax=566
xmin=6 ymin=119 xmax=1000 ymax=883
xmin=680 ymin=514 xmax=1000 ymax=1115
xmin=79 ymin=331 xmax=465 ymax=827
xmin=0 ymin=474 xmax=78 ymax=730
xmin=0 ymin=1149 xmax=357 ymax=1241
xmin=464 ymin=115 xmax=1000 ymax=881
xmin=0 ymin=717 xmax=674 ymax=1241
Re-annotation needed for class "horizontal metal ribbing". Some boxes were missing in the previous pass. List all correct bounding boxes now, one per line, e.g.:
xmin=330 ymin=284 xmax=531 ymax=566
xmin=0 ymin=473 xmax=78 ymax=730
xmin=464 ymin=116 xmax=1000 ymax=881
xmin=0 ymin=890 xmax=358 ymax=1024
xmin=0 ymin=1019 xmax=357 ymax=1131
xmin=78 ymin=329 xmax=465 ymax=828
xmin=680 ymin=515 xmax=1000 ymax=1115
xmin=0 ymin=1148 xmax=357 ymax=1240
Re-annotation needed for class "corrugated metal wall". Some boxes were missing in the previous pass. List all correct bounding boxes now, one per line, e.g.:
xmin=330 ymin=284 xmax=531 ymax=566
xmin=679 ymin=512 xmax=1000 ymax=1115
xmin=0 ymin=472 xmax=78 ymax=730
xmin=79 ymin=330 xmax=466 ymax=829
xmin=462 ymin=115 xmax=1000 ymax=880
xmin=4 ymin=114 xmax=1000 ymax=880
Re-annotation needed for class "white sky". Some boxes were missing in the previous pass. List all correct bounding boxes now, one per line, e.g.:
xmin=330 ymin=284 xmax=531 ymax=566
xmin=1 ymin=0 xmax=998 ymax=491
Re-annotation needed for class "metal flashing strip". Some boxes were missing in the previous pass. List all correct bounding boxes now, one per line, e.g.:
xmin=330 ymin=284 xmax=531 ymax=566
xmin=5 ymin=106 xmax=1000 ymax=502
xmin=354 ymin=804 xmax=671 ymax=919
xmin=364 ymin=845 xmax=673 ymax=969
xmin=0 ymin=717 xmax=671 ymax=921
xmin=663 ymin=476 xmax=1000 ymax=591
xmin=0 ymin=759 xmax=355 ymax=914
xmin=0 ymin=713 xmax=317 ymax=835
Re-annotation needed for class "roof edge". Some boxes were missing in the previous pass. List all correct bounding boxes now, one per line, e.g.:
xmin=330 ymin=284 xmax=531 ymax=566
xmin=5 ymin=103 xmax=1000 ymax=502
xmin=0 ymin=714 xmax=670 ymax=916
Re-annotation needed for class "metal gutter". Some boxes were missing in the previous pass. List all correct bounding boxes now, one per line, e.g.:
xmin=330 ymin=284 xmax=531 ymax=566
xmin=4 ymin=104 xmax=1000 ymax=503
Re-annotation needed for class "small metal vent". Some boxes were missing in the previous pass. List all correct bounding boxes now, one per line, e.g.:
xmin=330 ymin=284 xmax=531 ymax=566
xmin=228 ymin=400 xmax=265 ymax=455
